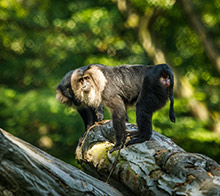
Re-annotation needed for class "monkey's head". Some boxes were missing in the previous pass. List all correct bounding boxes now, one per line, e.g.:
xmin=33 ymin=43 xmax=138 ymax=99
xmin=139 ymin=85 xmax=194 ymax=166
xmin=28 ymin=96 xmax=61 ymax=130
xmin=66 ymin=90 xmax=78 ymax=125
xmin=56 ymin=70 xmax=81 ymax=107
xmin=71 ymin=65 xmax=107 ymax=108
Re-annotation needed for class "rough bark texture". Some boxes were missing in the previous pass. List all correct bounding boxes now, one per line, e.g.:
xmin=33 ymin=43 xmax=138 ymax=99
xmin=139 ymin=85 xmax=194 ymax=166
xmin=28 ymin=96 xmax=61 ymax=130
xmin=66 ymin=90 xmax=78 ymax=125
xmin=76 ymin=121 xmax=220 ymax=196
xmin=0 ymin=128 xmax=122 ymax=196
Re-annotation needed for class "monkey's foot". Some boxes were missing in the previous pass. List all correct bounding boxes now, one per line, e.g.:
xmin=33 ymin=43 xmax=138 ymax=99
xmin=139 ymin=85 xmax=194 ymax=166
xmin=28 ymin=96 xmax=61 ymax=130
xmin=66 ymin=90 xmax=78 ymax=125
xmin=125 ymin=130 xmax=139 ymax=137
xmin=125 ymin=135 xmax=151 ymax=147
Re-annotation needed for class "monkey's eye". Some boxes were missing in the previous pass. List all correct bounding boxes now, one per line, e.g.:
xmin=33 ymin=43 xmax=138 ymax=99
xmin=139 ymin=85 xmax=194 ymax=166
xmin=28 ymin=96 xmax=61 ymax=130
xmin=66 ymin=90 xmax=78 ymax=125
xmin=78 ymin=78 xmax=83 ymax=83
xmin=84 ymin=76 xmax=90 ymax=81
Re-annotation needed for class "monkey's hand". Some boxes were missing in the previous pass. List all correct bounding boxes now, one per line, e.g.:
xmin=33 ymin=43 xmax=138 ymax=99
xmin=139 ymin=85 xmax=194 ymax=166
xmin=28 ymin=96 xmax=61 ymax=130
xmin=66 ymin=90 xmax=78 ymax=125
xmin=95 ymin=103 xmax=104 ymax=121
xmin=96 ymin=112 xmax=104 ymax=121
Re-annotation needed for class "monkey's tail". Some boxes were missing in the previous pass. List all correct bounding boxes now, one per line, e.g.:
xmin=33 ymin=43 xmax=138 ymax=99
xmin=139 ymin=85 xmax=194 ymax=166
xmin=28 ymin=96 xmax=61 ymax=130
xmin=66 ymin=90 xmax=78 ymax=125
xmin=169 ymin=88 xmax=175 ymax=122
xmin=167 ymin=68 xmax=175 ymax=123
xmin=159 ymin=64 xmax=175 ymax=122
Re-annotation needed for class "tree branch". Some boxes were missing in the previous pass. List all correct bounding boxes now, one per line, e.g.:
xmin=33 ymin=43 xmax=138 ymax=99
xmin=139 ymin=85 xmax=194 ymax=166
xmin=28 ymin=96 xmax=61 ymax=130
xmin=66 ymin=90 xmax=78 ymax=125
xmin=76 ymin=121 xmax=220 ymax=196
xmin=0 ymin=128 xmax=122 ymax=196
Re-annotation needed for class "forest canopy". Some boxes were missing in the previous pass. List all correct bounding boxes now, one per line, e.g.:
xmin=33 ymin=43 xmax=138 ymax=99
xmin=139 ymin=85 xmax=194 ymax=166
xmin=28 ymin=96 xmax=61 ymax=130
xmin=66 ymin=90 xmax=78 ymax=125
xmin=0 ymin=0 xmax=220 ymax=165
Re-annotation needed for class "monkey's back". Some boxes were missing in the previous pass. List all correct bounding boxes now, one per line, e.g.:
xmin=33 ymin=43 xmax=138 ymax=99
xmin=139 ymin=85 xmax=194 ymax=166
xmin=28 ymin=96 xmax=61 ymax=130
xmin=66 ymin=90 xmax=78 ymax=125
xmin=98 ymin=64 xmax=152 ymax=104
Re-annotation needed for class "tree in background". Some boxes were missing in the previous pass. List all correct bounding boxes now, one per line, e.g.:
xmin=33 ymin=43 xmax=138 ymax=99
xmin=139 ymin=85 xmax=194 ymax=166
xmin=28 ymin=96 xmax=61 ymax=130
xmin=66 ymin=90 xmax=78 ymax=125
xmin=0 ymin=0 xmax=220 ymax=165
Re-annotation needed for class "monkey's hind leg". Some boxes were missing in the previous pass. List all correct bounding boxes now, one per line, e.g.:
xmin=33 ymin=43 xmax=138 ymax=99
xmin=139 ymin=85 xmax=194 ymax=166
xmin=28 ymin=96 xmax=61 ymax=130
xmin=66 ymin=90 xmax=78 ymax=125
xmin=125 ymin=109 xmax=153 ymax=147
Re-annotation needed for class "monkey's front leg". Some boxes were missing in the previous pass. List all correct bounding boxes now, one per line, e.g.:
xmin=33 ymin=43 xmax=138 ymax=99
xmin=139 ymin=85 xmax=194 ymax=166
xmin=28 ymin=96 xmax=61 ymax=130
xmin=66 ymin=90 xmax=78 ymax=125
xmin=109 ymin=104 xmax=126 ymax=153
xmin=95 ymin=103 xmax=104 ymax=121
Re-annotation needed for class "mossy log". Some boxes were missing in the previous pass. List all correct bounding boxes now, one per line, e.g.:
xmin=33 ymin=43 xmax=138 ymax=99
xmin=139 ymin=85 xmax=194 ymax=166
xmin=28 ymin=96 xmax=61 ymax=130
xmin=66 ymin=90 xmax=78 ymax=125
xmin=76 ymin=121 xmax=220 ymax=196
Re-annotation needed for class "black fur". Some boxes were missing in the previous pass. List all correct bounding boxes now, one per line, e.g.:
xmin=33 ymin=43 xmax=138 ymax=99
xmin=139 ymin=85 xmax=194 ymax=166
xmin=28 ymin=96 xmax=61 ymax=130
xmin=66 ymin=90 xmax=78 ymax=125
xmin=81 ymin=64 xmax=175 ymax=152
xmin=125 ymin=64 xmax=175 ymax=146
xmin=56 ymin=68 xmax=104 ymax=131
xmin=57 ymin=63 xmax=175 ymax=152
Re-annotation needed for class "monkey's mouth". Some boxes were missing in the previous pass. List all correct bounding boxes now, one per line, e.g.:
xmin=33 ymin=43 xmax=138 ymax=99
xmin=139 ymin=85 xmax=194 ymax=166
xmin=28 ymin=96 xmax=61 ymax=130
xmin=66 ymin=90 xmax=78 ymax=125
xmin=82 ymin=87 xmax=91 ymax=94
xmin=83 ymin=89 xmax=90 ymax=94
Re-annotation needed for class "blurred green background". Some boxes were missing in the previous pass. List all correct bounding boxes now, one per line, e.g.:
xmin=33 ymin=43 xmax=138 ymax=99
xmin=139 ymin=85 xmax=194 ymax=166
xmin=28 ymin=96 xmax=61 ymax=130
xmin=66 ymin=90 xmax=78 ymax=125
xmin=0 ymin=0 xmax=220 ymax=166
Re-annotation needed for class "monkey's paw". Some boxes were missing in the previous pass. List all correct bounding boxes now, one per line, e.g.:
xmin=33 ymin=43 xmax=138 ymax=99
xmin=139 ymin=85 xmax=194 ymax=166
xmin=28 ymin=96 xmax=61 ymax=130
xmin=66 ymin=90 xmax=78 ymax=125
xmin=125 ymin=134 xmax=151 ymax=147
xmin=125 ymin=130 xmax=139 ymax=138
xmin=96 ymin=112 xmax=104 ymax=121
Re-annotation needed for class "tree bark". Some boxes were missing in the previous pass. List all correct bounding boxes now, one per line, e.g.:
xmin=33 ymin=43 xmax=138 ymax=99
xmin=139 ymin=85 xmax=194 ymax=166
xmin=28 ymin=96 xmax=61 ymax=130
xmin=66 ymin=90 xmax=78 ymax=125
xmin=76 ymin=121 xmax=220 ymax=196
xmin=0 ymin=128 xmax=122 ymax=196
xmin=1 ymin=123 xmax=220 ymax=196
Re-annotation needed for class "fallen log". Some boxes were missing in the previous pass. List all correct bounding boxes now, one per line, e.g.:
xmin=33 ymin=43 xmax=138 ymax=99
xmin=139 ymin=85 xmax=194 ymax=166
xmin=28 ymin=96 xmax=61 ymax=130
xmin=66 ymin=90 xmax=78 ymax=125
xmin=0 ymin=128 xmax=122 ymax=196
xmin=76 ymin=121 xmax=220 ymax=196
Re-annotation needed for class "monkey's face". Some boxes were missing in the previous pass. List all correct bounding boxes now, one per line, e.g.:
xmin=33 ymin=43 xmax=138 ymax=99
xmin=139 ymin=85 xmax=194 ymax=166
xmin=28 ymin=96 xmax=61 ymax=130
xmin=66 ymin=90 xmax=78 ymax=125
xmin=71 ymin=72 xmax=93 ymax=96
xmin=72 ymin=73 xmax=99 ymax=107
xmin=71 ymin=66 xmax=106 ymax=108
xmin=78 ymin=75 xmax=92 ymax=94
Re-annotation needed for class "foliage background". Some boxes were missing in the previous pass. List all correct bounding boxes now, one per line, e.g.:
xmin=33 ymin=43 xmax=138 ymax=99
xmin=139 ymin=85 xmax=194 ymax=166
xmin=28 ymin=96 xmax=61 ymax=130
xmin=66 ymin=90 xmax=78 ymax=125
xmin=0 ymin=0 xmax=220 ymax=166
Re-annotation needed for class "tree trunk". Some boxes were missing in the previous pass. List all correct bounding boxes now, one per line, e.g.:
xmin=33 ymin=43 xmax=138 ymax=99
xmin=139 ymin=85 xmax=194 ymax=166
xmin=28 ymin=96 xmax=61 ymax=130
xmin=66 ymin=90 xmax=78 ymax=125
xmin=76 ymin=121 xmax=220 ymax=196
xmin=0 ymin=128 xmax=122 ymax=196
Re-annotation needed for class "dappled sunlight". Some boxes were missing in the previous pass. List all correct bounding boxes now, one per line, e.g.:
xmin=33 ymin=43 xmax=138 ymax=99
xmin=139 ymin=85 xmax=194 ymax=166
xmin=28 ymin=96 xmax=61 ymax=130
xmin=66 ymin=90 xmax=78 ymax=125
xmin=0 ymin=0 xmax=220 ymax=165
xmin=38 ymin=135 xmax=53 ymax=149
xmin=189 ymin=129 xmax=220 ymax=143
xmin=48 ymin=97 xmax=60 ymax=114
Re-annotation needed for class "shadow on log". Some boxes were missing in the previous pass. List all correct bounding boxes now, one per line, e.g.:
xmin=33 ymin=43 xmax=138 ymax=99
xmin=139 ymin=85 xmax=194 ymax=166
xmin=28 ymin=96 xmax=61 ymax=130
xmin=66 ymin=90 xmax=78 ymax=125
xmin=0 ymin=128 xmax=122 ymax=196
xmin=76 ymin=121 xmax=220 ymax=196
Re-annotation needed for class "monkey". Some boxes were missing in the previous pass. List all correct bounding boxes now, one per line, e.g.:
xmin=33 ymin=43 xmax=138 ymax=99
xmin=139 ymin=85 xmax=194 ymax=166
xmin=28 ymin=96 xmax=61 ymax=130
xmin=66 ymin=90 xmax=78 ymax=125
xmin=68 ymin=63 xmax=175 ymax=153
xmin=56 ymin=66 xmax=104 ymax=131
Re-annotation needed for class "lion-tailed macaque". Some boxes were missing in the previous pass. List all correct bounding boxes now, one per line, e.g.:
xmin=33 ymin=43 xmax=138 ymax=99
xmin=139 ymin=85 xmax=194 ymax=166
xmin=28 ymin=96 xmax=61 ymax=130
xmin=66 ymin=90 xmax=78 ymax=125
xmin=56 ymin=66 xmax=104 ymax=131
xmin=65 ymin=63 xmax=175 ymax=153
